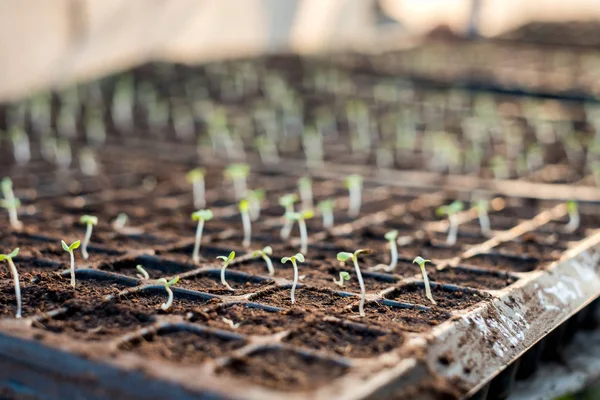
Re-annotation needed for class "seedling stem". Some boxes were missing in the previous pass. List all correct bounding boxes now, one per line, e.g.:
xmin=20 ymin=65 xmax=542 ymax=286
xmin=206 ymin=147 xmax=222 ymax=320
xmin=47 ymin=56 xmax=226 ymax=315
xmin=436 ymin=201 xmax=464 ymax=246
xmin=333 ymin=271 xmax=350 ymax=287
xmin=337 ymin=249 xmax=371 ymax=317
xmin=156 ymin=276 xmax=180 ymax=311
xmin=79 ymin=215 xmax=98 ymax=260
xmin=218 ymin=251 xmax=236 ymax=291
xmin=0 ymin=248 xmax=21 ymax=318
xmin=475 ymin=199 xmax=491 ymax=236
xmin=279 ymin=193 xmax=298 ymax=240
xmin=281 ymin=253 xmax=305 ymax=304
xmin=317 ymin=199 xmax=335 ymax=229
xmin=252 ymin=246 xmax=275 ymax=276
xmin=61 ymin=240 xmax=81 ymax=288
xmin=298 ymin=176 xmax=313 ymax=210
xmin=1 ymin=178 xmax=22 ymax=230
xmin=285 ymin=210 xmax=314 ymax=254
xmin=565 ymin=200 xmax=580 ymax=233
xmin=412 ymin=257 xmax=436 ymax=305
xmin=345 ymin=174 xmax=363 ymax=217
xmin=191 ymin=209 xmax=213 ymax=263
xmin=186 ymin=168 xmax=206 ymax=209
xmin=224 ymin=163 xmax=250 ymax=200
xmin=239 ymin=200 xmax=252 ymax=248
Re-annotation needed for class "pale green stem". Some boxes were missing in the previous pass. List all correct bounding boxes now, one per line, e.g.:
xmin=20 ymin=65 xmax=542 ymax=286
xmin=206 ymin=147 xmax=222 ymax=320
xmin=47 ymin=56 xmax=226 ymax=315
xmin=299 ymin=219 xmax=308 ymax=254
xmin=193 ymin=180 xmax=205 ymax=209
xmin=420 ymin=265 xmax=437 ymax=305
xmin=478 ymin=208 xmax=491 ymax=235
xmin=446 ymin=214 xmax=458 ymax=246
xmin=232 ymin=177 xmax=247 ymax=200
xmin=387 ymin=241 xmax=398 ymax=271
xmin=348 ymin=185 xmax=361 ymax=217
xmin=262 ymin=254 xmax=274 ymax=276
xmin=291 ymin=259 xmax=298 ymax=304
xmin=161 ymin=282 xmax=174 ymax=311
xmin=221 ymin=261 xmax=234 ymax=291
xmin=565 ymin=211 xmax=580 ymax=233
xmin=81 ymin=224 xmax=93 ymax=260
xmin=241 ymin=211 xmax=251 ymax=248
xmin=300 ymin=186 xmax=313 ymax=210
xmin=8 ymin=259 xmax=22 ymax=318
xmin=352 ymin=257 xmax=366 ymax=317
xmin=280 ymin=205 xmax=295 ymax=239
xmin=192 ymin=219 xmax=204 ymax=263
xmin=69 ymin=251 xmax=76 ymax=288
xmin=322 ymin=209 xmax=334 ymax=229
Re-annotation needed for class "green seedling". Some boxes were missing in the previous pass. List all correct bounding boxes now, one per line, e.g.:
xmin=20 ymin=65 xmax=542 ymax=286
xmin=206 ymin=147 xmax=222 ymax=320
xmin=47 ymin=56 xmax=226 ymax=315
xmin=285 ymin=210 xmax=314 ymax=254
xmin=436 ymin=201 xmax=464 ymax=246
xmin=247 ymin=189 xmax=265 ymax=221
xmin=191 ymin=209 xmax=213 ymax=263
xmin=337 ymin=249 xmax=372 ymax=317
xmin=239 ymin=200 xmax=252 ymax=248
xmin=224 ymin=163 xmax=250 ymax=200
xmin=412 ymin=257 xmax=436 ymax=305
xmin=1 ymin=177 xmax=22 ymax=230
xmin=254 ymin=134 xmax=279 ymax=164
xmin=333 ymin=271 xmax=350 ymax=287
xmin=186 ymin=168 xmax=206 ymax=209
xmin=370 ymin=230 xmax=399 ymax=272
xmin=474 ymin=199 xmax=491 ymax=236
xmin=302 ymin=128 xmax=324 ymax=169
xmin=281 ymin=253 xmax=305 ymax=304
xmin=0 ymin=248 xmax=21 ymax=318
xmin=61 ymin=240 xmax=81 ymax=288
xmin=279 ymin=193 xmax=298 ymax=240
xmin=345 ymin=174 xmax=363 ymax=217
xmin=217 ymin=251 xmax=236 ymax=291
xmin=317 ymin=199 xmax=335 ymax=229
xmin=79 ymin=215 xmax=98 ymax=260
xmin=565 ymin=200 xmax=580 ymax=233
xmin=156 ymin=276 xmax=180 ymax=311
xmin=252 ymin=246 xmax=275 ymax=276
xmin=136 ymin=264 xmax=150 ymax=280
xmin=112 ymin=213 xmax=128 ymax=231
xmin=79 ymin=147 xmax=99 ymax=176
xmin=10 ymin=127 xmax=30 ymax=165
xmin=298 ymin=176 xmax=313 ymax=210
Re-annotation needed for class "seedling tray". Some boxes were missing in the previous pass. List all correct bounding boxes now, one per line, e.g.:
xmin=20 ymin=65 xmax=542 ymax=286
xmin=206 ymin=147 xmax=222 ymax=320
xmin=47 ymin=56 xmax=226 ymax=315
xmin=2 ymin=56 xmax=600 ymax=400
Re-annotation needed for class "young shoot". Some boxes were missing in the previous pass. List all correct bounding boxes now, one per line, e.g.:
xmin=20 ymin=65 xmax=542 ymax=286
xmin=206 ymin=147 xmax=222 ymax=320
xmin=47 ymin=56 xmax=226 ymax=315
xmin=1 ymin=177 xmax=22 ymax=230
xmin=112 ymin=213 xmax=128 ymax=231
xmin=474 ymin=199 xmax=491 ymax=236
xmin=412 ymin=257 xmax=436 ymax=305
xmin=279 ymin=193 xmax=298 ymax=240
xmin=333 ymin=271 xmax=350 ymax=287
xmin=136 ymin=264 xmax=150 ymax=280
xmin=218 ymin=251 xmax=236 ymax=291
xmin=79 ymin=215 xmax=98 ymax=260
xmin=191 ymin=209 xmax=213 ymax=263
xmin=186 ymin=168 xmax=206 ymax=209
xmin=317 ymin=199 xmax=335 ymax=229
xmin=285 ymin=210 xmax=314 ymax=254
xmin=345 ymin=174 xmax=363 ymax=217
xmin=156 ymin=276 xmax=181 ymax=311
xmin=0 ymin=248 xmax=22 ymax=318
xmin=252 ymin=246 xmax=275 ymax=276
xmin=337 ymin=249 xmax=371 ymax=317
xmin=224 ymin=163 xmax=250 ymax=200
xmin=370 ymin=230 xmax=399 ymax=272
xmin=298 ymin=176 xmax=313 ymax=210
xmin=238 ymin=199 xmax=252 ymax=248
xmin=565 ymin=200 xmax=580 ymax=233
xmin=61 ymin=240 xmax=81 ymax=288
xmin=247 ymin=189 xmax=265 ymax=221
xmin=281 ymin=253 xmax=305 ymax=304
xmin=436 ymin=201 xmax=464 ymax=246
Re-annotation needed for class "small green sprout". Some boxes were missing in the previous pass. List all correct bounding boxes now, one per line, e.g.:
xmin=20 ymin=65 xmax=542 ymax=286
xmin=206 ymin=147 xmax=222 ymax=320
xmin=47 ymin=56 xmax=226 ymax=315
xmin=191 ymin=209 xmax=213 ymax=263
xmin=285 ymin=210 xmax=314 ymax=254
xmin=186 ymin=168 xmax=206 ymax=209
xmin=298 ymin=176 xmax=313 ymax=210
xmin=436 ymin=201 xmax=464 ymax=246
xmin=345 ymin=174 xmax=363 ymax=217
xmin=1 ymin=177 xmax=22 ymax=230
xmin=474 ymin=199 xmax=491 ymax=236
xmin=224 ymin=163 xmax=250 ymax=200
xmin=247 ymin=189 xmax=265 ymax=221
xmin=281 ymin=253 xmax=305 ymax=304
xmin=371 ymin=230 xmax=399 ymax=272
xmin=61 ymin=240 xmax=81 ymax=288
xmin=0 ymin=248 xmax=21 ymax=318
xmin=317 ymin=199 xmax=335 ymax=229
xmin=79 ymin=215 xmax=98 ymax=260
xmin=412 ymin=257 xmax=436 ymax=305
xmin=156 ymin=276 xmax=180 ymax=311
xmin=279 ymin=193 xmax=298 ymax=240
xmin=239 ymin=199 xmax=252 ymax=248
xmin=337 ymin=249 xmax=371 ymax=317
xmin=136 ymin=264 xmax=149 ymax=280
xmin=565 ymin=200 xmax=580 ymax=233
xmin=10 ymin=127 xmax=30 ymax=165
xmin=112 ymin=213 xmax=128 ymax=231
xmin=217 ymin=251 xmax=236 ymax=291
xmin=333 ymin=271 xmax=350 ymax=287
xmin=252 ymin=246 xmax=275 ymax=276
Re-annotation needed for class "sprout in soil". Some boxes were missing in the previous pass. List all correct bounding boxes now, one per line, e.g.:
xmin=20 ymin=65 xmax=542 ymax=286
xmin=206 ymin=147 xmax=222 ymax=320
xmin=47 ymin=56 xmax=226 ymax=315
xmin=157 ymin=276 xmax=181 ymax=311
xmin=186 ymin=168 xmax=206 ymax=209
xmin=412 ymin=256 xmax=436 ymax=305
xmin=474 ymin=199 xmax=491 ymax=236
xmin=247 ymin=189 xmax=265 ymax=221
xmin=112 ymin=213 xmax=128 ymax=231
xmin=370 ymin=230 xmax=399 ymax=272
xmin=436 ymin=201 xmax=464 ymax=246
xmin=239 ymin=199 xmax=252 ymax=248
xmin=333 ymin=271 xmax=350 ymax=287
xmin=136 ymin=264 xmax=150 ymax=280
xmin=61 ymin=240 xmax=81 ymax=288
xmin=222 ymin=317 xmax=240 ymax=329
xmin=337 ymin=249 xmax=371 ymax=317
xmin=252 ymin=246 xmax=275 ymax=276
xmin=1 ymin=177 xmax=23 ymax=230
xmin=0 ymin=248 xmax=22 ymax=318
xmin=565 ymin=200 xmax=580 ymax=233
xmin=218 ymin=251 xmax=236 ymax=291
xmin=298 ymin=176 xmax=313 ymax=210
xmin=285 ymin=209 xmax=314 ymax=254
xmin=345 ymin=174 xmax=363 ymax=217
xmin=281 ymin=253 xmax=305 ymax=304
xmin=279 ymin=193 xmax=298 ymax=240
xmin=224 ymin=163 xmax=250 ymax=200
xmin=79 ymin=215 xmax=98 ymax=260
xmin=317 ymin=198 xmax=335 ymax=229
xmin=191 ymin=209 xmax=213 ymax=263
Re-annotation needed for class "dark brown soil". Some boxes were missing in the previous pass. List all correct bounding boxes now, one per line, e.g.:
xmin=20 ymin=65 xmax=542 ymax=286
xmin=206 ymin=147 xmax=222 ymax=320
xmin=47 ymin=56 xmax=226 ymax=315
xmin=124 ymin=327 xmax=245 ymax=364
xmin=462 ymin=253 xmax=540 ymax=273
xmin=99 ymin=256 xmax=195 ymax=279
xmin=427 ymin=266 xmax=518 ymax=290
xmin=117 ymin=288 xmax=220 ymax=314
xmin=385 ymin=283 xmax=489 ymax=310
xmin=251 ymin=287 xmax=358 ymax=312
xmin=218 ymin=348 xmax=349 ymax=392
xmin=178 ymin=271 xmax=274 ymax=295
xmin=283 ymin=319 xmax=404 ymax=358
